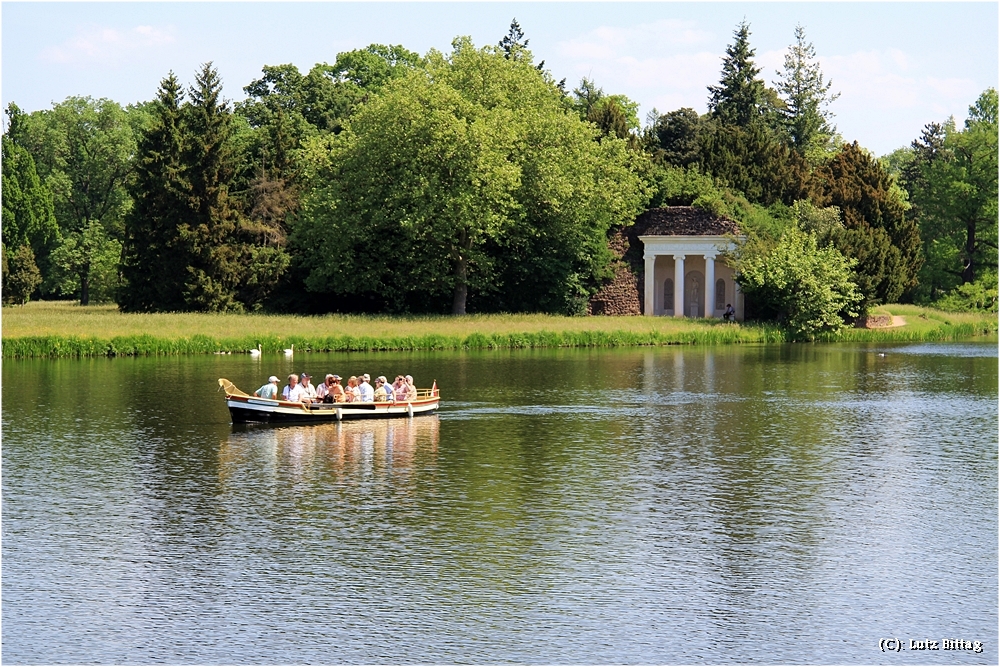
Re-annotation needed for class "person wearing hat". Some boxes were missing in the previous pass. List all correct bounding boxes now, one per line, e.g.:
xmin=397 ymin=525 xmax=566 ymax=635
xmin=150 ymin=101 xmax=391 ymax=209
xmin=317 ymin=374 xmax=335 ymax=403
xmin=373 ymin=376 xmax=390 ymax=402
xmin=299 ymin=372 xmax=319 ymax=403
xmin=254 ymin=375 xmax=280 ymax=399
xmin=358 ymin=373 xmax=374 ymax=402
xmin=329 ymin=375 xmax=346 ymax=403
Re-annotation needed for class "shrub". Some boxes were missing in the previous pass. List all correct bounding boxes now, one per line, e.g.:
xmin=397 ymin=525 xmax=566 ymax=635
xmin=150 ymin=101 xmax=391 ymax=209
xmin=935 ymin=271 xmax=999 ymax=313
xmin=2 ymin=244 xmax=42 ymax=305
xmin=735 ymin=226 xmax=862 ymax=340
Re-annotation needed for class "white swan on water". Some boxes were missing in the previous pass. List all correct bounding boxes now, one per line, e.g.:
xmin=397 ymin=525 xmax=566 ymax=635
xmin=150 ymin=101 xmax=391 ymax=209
xmin=250 ymin=344 xmax=262 ymax=357
xmin=283 ymin=344 xmax=294 ymax=357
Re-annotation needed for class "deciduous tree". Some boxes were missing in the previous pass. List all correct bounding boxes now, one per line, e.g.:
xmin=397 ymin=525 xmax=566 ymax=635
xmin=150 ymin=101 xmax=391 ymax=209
xmin=906 ymin=89 xmax=998 ymax=296
xmin=735 ymin=225 xmax=861 ymax=340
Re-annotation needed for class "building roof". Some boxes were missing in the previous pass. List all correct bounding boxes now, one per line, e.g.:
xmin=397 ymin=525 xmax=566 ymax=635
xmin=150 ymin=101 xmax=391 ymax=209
xmin=635 ymin=206 xmax=740 ymax=236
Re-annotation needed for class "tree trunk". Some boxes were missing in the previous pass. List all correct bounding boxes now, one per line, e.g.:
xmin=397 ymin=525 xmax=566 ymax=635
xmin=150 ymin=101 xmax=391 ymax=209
xmin=80 ymin=272 xmax=90 ymax=306
xmin=962 ymin=220 xmax=976 ymax=284
xmin=451 ymin=231 xmax=471 ymax=315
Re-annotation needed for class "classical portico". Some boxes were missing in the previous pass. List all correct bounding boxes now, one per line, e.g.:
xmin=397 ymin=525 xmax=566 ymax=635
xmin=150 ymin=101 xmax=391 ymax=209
xmin=640 ymin=235 xmax=742 ymax=319
xmin=586 ymin=206 xmax=745 ymax=319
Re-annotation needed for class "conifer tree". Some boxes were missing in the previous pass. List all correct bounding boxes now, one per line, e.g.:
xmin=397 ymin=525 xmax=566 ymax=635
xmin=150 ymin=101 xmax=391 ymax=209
xmin=707 ymin=21 xmax=769 ymax=128
xmin=817 ymin=142 xmax=922 ymax=306
xmin=120 ymin=73 xmax=189 ymax=311
xmin=1 ymin=120 xmax=60 ymax=272
xmin=775 ymin=25 xmax=839 ymax=152
xmin=178 ymin=62 xmax=245 ymax=311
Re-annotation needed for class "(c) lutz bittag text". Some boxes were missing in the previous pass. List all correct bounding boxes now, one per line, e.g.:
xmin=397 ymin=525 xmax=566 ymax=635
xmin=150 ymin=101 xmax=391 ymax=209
xmin=879 ymin=638 xmax=983 ymax=653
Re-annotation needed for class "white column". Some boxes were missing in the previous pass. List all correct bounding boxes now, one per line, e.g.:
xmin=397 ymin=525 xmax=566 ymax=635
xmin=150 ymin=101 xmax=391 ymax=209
xmin=644 ymin=253 xmax=655 ymax=316
xmin=673 ymin=254 xmax=685 ymax=318
xmin=734 ymin=279 xmax=743 ymax=321
xmin=704 ymin=253 xmax=716 ymax=317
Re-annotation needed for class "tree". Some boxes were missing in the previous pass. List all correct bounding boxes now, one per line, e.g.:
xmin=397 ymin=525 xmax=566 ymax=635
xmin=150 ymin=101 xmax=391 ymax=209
xmin=47 ymin=220 xmax=122 ymax=305
xmin=906 ymin=89 xmax=998 ymax=295
xmin=292 ymin=39 xmax=647 ymax=315
xmin=499 ymin=18 xmax=545 ymax=70
xmin=707 ymin=21 xmax=770 ymax=128
xmin=177 ymin=62 xmax=248 ymax=311
xmin=816 ymin=141 xmax=922 ymax=307
xmin=774 ymin=24 xmax=840 ymax=154
xmin=648 ymin=108 xmax=704 ymax=167
xmin=735 ymin=225 xmax=861 ymax=340
xmin=699 ymin=119 xmax=810 ymax=206
xmin=120 ymin=73 xmax=189 ymax=312
xmin=15 ymin=96 xmax=135 ymax=239
xmin=1 ymin=119 xmax=60 ymax=274
xmin=121 ymin=64 xmax=288 ymax=312
xmin=2 ymin=244 xmax=43 ymax=305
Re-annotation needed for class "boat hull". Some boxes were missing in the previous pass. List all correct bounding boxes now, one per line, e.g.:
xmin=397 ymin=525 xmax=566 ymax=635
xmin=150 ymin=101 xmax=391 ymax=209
xmin=225 ymin=395 xmax=439 ymax=424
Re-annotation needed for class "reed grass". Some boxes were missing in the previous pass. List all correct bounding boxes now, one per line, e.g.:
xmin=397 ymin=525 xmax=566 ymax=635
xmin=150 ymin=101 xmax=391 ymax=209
xmin=2 ymin=300 xmax=995 ymax=359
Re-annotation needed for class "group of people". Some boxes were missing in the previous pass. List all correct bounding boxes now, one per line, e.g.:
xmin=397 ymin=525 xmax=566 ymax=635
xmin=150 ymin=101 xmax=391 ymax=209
xmin=255 ymin=372 xmax=419 ymax=404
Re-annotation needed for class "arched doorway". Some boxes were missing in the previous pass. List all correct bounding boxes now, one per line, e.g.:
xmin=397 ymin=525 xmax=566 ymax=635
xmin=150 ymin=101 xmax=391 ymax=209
xmin=684 ymin=271 xmax=704 ymax=318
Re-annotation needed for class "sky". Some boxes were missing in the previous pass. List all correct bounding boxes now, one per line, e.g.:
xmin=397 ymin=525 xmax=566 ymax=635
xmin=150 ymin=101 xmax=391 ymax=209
xmin=3 ymin=2 xmax=997 ymax=156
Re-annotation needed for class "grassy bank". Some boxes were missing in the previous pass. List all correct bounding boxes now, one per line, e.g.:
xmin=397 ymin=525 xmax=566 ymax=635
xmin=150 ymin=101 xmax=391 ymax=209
xmin=2 ymin=301 xmax=995 ymax=359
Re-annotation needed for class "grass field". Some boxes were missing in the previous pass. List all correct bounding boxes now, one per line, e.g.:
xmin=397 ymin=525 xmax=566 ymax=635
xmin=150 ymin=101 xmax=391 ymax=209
xmin=2 ymin=300 xmax=995 ymax=358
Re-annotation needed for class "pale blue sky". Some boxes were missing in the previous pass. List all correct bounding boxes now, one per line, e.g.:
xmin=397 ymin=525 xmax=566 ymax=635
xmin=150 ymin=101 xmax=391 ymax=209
xmin=3 ymin=2 xmax=997 ymax=155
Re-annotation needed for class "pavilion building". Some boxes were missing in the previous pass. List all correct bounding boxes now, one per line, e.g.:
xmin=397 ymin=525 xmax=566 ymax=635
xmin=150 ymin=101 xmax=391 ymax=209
xmin=588 ymin=206 xmax=744 ymax=320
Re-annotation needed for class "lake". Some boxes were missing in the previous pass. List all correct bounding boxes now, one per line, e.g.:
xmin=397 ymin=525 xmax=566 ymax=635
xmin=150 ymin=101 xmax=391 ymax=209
xmin=3 ymin=343 xmax=997 ymax=664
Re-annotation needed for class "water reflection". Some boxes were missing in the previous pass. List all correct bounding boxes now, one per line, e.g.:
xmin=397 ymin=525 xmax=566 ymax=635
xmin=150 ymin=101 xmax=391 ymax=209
xmin=219 ymin=416 xmax=440 ymax=485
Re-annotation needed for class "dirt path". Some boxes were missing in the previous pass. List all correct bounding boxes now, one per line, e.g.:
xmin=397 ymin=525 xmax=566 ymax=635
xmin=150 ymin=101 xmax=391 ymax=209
xmin=889 ymin=315 xmax=907 ymax=327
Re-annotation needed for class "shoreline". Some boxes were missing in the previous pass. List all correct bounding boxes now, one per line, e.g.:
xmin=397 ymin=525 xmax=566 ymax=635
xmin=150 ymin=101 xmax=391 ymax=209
xmin=3 ymin=301 xmax=995 ymax=359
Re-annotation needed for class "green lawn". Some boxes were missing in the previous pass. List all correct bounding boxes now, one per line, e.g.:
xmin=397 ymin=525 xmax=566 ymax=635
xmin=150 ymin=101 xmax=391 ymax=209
xmin=1 ymin=300 xmax=994 ymax=358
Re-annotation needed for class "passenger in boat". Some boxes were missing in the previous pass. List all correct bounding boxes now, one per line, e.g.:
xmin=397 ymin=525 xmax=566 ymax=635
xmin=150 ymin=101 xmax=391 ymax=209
xmin=300 ymin=373 xmax=319 ymax=403
xmin=359 ymin=374 xmax=374 ymax=402
xmin=405 ymin=375 xmax=418 ymax=401
xmin=373 ymin=376 xmax=391 ymax=402
xmin=329 ymin=375 xmax=346 ymax=403
xmin=393 ymin=376 xmax=408 ymax=401
xmin=317 ymin=374 xmax=334 ymax=402
xmin=282 ymin=374 xmax=306 ymax=402
xmin=254 ymin=375 xmax=280 ymax=399
xmin=345 ymin=376 xmax=361 ymax=403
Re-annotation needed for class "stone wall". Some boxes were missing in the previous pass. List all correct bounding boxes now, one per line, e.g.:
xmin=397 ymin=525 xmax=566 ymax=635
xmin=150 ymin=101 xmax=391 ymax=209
xmin=587 ymin=227 xmax=642 ymax=316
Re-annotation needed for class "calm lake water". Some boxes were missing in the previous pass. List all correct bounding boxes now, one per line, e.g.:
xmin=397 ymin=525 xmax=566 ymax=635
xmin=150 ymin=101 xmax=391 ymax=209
xmin=3 ymin=343 xmax=997 ymax=664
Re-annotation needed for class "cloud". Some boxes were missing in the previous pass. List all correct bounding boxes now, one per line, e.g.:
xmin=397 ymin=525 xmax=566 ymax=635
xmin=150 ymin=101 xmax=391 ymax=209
xmin=555 ymin=19 xmax=720 ymax=112
xmin=823 ymin=49 xmax=978 ymax=115
xmin=558 ymin=19 xmax=715 ymax=60
xmin=40 ymin=24 xmax=176 ymax=67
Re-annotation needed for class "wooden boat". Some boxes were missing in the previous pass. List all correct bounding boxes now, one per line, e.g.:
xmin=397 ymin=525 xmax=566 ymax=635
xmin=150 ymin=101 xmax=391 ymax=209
xmin=218 ymin=378 xmax=440 ymax=424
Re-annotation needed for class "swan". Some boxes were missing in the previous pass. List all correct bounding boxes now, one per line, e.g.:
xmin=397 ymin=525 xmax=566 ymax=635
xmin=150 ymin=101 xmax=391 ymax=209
xmin=283 ymin=344 xmax=294 ymax=357
xmin=250 ymin=344 xmax=262 ymax=357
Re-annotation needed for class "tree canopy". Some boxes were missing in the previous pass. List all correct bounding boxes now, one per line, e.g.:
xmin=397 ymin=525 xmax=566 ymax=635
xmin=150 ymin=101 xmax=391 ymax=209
xmin=292 ymin=39 xmax=647 ymax=314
